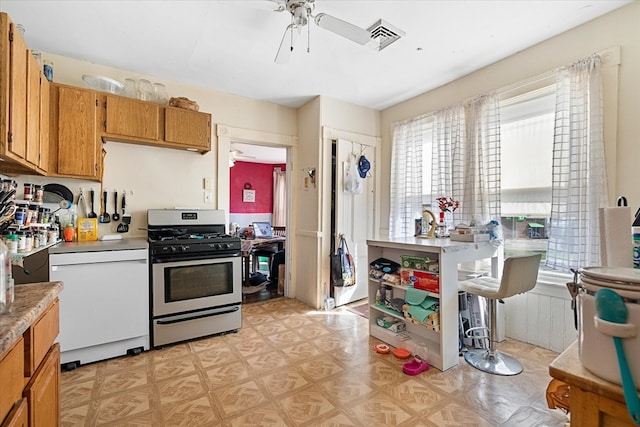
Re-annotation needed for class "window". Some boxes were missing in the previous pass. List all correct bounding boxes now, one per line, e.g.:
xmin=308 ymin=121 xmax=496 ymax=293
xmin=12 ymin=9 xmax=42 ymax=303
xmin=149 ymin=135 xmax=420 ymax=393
xmin=500 ymin=89 xmax=555 ymax=263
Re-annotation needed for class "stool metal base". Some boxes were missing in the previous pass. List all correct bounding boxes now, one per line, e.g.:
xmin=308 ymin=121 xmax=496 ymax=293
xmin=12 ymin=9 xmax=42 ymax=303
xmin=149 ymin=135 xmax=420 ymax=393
xmin=464 ymin=349 xmax=524 ymax=376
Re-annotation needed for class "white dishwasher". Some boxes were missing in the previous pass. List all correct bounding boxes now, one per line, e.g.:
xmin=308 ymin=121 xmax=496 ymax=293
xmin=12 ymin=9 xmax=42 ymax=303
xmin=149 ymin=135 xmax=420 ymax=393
xmin=49 ymin=247 xmax=149 ymax=368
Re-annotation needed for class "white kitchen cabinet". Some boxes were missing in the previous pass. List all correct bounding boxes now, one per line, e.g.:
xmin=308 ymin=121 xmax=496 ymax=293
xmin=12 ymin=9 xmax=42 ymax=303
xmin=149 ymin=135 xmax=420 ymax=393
xmin=49 ymin=247 xmax=149 ymax=367
xmin=367 ymin=237 xmax=502 ymax=371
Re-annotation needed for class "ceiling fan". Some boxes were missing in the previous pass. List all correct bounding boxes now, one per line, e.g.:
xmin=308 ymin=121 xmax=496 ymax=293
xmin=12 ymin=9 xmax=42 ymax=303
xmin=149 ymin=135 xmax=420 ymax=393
xmin=269 ymin=0 xmax=373 ymax=64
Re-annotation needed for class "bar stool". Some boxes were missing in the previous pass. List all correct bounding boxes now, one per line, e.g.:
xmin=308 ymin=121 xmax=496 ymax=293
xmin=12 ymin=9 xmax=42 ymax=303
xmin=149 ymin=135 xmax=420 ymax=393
xmin=458 ymin=254 xmax=541 ymax=375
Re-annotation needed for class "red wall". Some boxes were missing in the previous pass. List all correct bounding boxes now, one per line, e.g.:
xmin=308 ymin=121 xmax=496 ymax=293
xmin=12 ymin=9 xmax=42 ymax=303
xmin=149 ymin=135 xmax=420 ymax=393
xmin=229 ymin=161 xmax=286 ymax=213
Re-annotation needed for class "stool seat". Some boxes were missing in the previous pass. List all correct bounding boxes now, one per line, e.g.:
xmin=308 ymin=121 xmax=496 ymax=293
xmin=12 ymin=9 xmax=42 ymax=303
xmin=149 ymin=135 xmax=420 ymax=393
xmin=458 ymin=254 xmax=541 ymax=376
xmin=457 ymin=276 xmax=501 ymax=299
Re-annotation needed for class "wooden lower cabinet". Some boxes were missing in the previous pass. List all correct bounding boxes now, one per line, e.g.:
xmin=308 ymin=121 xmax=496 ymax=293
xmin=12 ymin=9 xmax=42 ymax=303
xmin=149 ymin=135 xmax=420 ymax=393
xmin=0 ymin=297 xmax=60 ymax=427
xmin=23 ymin=344 xmax=60 ymax=427
xmin=1 ymin=399 xmax=27 ymax=427
xmin=0 ymin=338 xmax=24 ymax=423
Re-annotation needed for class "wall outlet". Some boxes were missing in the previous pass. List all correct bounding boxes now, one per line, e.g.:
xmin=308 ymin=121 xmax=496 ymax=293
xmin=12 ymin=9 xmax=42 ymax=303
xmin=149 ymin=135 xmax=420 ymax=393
xmin=204 ymin=191 xmax=213 ymax=203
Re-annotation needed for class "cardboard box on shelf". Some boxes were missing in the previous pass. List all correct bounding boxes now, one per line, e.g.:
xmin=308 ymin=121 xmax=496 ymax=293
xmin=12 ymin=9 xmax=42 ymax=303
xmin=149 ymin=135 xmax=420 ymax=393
xmin=400 ymin=268 xmax=440 ymax=294
xmin=400 ymin=255 xmax=431 ymax=270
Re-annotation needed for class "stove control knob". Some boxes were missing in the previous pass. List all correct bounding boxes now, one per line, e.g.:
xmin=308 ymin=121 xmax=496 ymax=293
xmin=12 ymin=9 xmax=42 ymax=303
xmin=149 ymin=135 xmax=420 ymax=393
xmin=223 ymin=243 xmax=233 ymax=249
xmin=169 ymin=246 xmax=177 ymax=253
xmin=179 ymin=245 xmax=188 ymax=252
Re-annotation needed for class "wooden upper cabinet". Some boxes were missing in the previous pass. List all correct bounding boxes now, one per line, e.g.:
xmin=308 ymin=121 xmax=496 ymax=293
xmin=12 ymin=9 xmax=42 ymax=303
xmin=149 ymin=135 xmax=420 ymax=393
xmin=0 ymin=14 xmax=47 ymax=175
xmin=56 ymin=85 xmax=100 ymax=179
xmin=164 ymin=107 xmax=211 ymax=151
xmin=5 ymin=18 xmax=28 ymax=161
xmin=25 ymin=50 xmax=44 ymax=170
xmin=38 ymin=75 xmax=50 ymax=173
xmin=104 ymin=95 xmax=160 ymax=141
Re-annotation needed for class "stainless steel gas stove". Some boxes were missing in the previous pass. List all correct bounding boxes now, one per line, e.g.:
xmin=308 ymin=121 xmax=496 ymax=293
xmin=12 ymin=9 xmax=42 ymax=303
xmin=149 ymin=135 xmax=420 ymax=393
xmin=147 ymin=209 xmax=242 ymax=347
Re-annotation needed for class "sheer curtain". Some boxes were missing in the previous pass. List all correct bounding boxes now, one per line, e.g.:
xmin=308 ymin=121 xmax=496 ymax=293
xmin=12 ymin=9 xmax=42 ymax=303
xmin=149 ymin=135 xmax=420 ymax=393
xmin=431 ymin=94 xmax=501 ymax=226
xmin=461 ymin=93 xmax=502 ymax=225
xmin=389 ymin=116 xmax=427 ymax=238
xmin=272 ymin=167 xmax=286 ymax=227
xmin=546 ymin=55 xmax=607 ymax=271
xmin=431 ymin=104 xmax=465 ymax=225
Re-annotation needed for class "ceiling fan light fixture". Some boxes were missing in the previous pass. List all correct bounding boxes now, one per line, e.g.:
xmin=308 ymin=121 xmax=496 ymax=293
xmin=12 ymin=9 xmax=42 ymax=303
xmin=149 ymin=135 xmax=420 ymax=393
xmin=367 ymin=19 xmax=405 ymax=51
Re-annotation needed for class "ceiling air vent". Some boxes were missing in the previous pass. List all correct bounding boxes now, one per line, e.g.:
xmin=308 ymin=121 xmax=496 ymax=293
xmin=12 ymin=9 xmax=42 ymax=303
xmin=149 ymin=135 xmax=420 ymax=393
xmin=367 ymin=19 xmax=405 ymax=51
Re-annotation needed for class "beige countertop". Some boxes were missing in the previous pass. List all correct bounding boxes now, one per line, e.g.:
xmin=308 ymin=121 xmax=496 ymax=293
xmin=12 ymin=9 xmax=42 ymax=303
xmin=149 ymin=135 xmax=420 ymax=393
xmin=48 ymin=237 xmax=148 ymax=254
xmin=0 ymin=281 xmax=63 ymax=355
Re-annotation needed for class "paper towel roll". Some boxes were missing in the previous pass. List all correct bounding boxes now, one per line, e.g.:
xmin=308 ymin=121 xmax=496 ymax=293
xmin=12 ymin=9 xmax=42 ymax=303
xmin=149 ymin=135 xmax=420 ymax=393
xmin=599 ymin=207 xmax=633 ymax=267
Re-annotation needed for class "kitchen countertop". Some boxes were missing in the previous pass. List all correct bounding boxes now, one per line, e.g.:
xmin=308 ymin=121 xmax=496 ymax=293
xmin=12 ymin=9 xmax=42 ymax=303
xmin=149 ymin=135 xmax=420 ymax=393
xmin=0 ymin=281 xmax=63 ymax=354
xmin=48 ymin=237 xmax=148 ymax=254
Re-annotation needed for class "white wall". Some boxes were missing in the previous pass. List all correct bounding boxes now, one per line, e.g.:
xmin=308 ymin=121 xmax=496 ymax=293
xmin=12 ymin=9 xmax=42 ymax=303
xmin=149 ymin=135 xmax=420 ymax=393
xmin=379 ymin=1 xmax=640 ymax=237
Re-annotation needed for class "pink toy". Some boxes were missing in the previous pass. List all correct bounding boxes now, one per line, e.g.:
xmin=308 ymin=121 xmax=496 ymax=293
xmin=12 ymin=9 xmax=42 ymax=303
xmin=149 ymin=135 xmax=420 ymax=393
xmin=402 ymin=356 xmax=430 ymax=375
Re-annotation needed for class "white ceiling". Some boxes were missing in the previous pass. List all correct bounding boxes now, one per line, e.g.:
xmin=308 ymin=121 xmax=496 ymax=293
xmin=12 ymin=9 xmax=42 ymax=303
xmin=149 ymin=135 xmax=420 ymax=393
xmin=2 ymin=0 xmax=630 ymax=111
xmin=1 ymin=0 xmax=630 ymax=163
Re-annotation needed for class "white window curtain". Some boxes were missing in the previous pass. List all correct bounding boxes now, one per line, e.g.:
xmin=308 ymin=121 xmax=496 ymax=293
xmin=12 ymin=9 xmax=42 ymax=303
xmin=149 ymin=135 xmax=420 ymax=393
xmin=461 ymin=93 xmax=502 ymax=225
xmin=431 ymin=104 xmax=465 ymax=224
xmin=546 ymin=55 xmax=607 ymax=272
xmin=389 ymin=116 xmax=428 ymax=238
xmin=431 ymin=94 xmax=501 ymax=226
xmin=272 ymin=167 xmax=286 ymax=227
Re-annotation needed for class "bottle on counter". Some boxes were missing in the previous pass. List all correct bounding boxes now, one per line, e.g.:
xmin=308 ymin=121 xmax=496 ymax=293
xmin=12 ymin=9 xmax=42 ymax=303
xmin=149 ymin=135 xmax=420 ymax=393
xmin=63 ymin=223 xmax=75 ymax=242
xmin=5 ymin=233 xmax=18 ymax=254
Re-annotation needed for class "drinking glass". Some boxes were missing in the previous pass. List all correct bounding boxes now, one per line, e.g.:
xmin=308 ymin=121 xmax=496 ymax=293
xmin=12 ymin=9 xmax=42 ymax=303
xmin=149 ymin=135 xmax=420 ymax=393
xmin=123 ymin=78 xmax=137 ymax=98
xmin=137 ymin=79 xmax=153 ymax=101
xmin=153 ymin=83 xmax=168 ymax=104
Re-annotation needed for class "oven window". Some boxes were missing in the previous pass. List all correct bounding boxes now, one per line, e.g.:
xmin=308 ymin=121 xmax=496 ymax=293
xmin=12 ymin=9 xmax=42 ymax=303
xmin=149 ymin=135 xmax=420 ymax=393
xmin=164 ymin=262 xmax=234 ymax=302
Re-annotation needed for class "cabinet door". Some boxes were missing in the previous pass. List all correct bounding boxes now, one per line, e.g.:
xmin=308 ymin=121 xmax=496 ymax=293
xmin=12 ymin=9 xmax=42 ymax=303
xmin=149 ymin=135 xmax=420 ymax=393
xmin=57 ymin=86 xmax=100 ymax=178
xmin=1 ymin=398 xmax=27 ymax=427
xmin=104 ymin=95 xmax=159 ymax=141
xmin=24 ymin=298 xmax=59 ymax=377
xmin=7 ymin=22 xmax=28 ymax=161
xmin=25 ymin=50 xmax=41 ymax=168
xmin=164 ymin=107 xmax=211 ymax=151
xmin=38 ymin=75 xmax=50 ymax=173
xmin=0 ymin=337 xmax=24 ymax=424
xmin=23 ymin=343 xmax=60 ymax=427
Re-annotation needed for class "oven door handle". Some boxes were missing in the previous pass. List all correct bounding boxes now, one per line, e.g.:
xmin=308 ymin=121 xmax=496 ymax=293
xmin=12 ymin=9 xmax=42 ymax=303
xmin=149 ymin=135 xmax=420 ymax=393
xmin=156 ymin=306 xmax=240 ymax=325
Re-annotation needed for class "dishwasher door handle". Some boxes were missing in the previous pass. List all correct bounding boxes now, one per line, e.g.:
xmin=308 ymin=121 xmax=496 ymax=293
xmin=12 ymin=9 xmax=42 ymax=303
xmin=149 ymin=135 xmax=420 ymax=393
xmin=156 ymin=307 xmax=240 ymax=325
xmin=51 ymin=259 xmax=147 ymax=271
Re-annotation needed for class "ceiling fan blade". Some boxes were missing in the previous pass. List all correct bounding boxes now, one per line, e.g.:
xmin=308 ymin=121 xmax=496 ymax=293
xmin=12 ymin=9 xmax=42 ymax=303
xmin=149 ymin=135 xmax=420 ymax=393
xmin=314 ymin=13 xmax=372 ymax=45
xmin=275 ymin=23 xmax=299 ymax=64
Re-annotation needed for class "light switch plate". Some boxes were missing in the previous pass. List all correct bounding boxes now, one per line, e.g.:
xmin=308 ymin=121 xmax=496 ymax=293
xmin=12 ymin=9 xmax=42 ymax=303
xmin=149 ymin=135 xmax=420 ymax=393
xmin=203 ymin=178 xmax=212 ymax=190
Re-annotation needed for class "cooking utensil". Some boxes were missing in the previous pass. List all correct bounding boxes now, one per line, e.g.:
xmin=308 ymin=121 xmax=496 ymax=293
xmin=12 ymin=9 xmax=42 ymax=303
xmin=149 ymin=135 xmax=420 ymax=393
xmin=117 ymin=192 xmax=130 ymax=233
xmin=76 ymin=189 xmax=87 ymax=217
xmin=595 ymin=288 xmax=640 ymax=424
xmin=99 ymin=191 xmax=110 ymax=223
xmin=88 ymin=190 xmax=97 ymax=218
xmin=112 ymin=191 xmax=120 ymax=221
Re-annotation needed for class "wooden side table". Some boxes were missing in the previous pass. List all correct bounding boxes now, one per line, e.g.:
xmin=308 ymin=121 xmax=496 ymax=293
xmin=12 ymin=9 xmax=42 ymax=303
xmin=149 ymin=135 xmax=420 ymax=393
xmin=549 ymin=341 xmax=637 ymax=426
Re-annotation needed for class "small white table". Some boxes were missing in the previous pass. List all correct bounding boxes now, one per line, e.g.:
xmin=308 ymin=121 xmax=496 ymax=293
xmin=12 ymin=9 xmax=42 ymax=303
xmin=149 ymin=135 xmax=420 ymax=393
xmin=367 ymin=236 xmax=503 ymax=371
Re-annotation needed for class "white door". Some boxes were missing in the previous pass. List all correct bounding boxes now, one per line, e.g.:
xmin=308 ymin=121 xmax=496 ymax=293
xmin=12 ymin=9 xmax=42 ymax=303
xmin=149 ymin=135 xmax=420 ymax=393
xmin=333 ymin=138 xmax=376 ymax=306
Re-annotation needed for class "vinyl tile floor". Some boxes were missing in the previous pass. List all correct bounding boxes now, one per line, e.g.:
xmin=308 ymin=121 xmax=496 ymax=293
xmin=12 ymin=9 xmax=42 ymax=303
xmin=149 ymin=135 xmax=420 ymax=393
xmin=61 ymin=298 xmax=567 ymax=426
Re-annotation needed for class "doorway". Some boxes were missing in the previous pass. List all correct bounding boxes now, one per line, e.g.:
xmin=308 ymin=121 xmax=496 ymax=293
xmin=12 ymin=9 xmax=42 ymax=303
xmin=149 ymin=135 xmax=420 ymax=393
xmin=330 ymin=138 xmax=376 ymax=306
xmin=228 ymin=141 xmax=288 ymax=303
